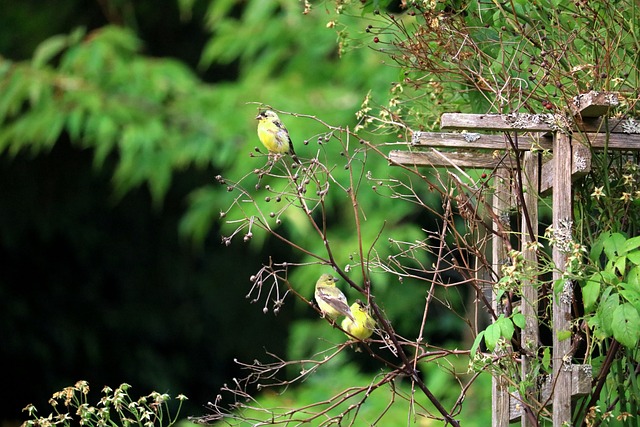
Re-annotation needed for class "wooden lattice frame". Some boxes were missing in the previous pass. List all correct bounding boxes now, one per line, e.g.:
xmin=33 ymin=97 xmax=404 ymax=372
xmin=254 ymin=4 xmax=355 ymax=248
xmin=388 ymin=92 xmax=640 ymax=426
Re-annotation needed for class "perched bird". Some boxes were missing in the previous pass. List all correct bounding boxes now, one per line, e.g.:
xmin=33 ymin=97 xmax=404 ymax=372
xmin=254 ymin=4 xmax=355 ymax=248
xmin=255 ymin=110 xmax=302 ymax=164
xmin=341 ymin=300 xmax=376 ymax=341
xmin=314 ymin=274 xmax=354 ymax=321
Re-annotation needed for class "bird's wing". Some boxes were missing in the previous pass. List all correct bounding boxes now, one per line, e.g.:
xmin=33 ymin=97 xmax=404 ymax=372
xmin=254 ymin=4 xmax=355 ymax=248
xmin=318 ymin=288 xmax=354 ymax=320
xmin=273 ymin=118 xmax=287 ymax=130
xmin=276 ymin=127 xmax=300 ymax=160
xmin=276 ymin=127 xmax=291 ymax=144
xmin=272 ymin=119 xmax=292 ymax=145
xmin=271 ymin=118 xmax=303 ymax=162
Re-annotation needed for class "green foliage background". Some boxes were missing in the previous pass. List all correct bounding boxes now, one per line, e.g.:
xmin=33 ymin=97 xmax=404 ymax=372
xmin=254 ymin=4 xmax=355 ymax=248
xmin=0 ymin=0 xmax=472 ymax=424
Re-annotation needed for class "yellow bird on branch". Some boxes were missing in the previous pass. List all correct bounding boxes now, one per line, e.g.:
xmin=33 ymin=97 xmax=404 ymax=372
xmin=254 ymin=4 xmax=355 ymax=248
xmin=255 ymin=110 xmax=302 ymax=165
xmin=341 ymin=300 xmax=376 ymax=341
xmin=314 ymin=274 xmax=354 ymax=321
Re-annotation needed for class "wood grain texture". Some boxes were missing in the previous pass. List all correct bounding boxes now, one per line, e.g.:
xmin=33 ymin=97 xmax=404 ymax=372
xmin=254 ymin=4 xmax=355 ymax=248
xmin=440 ymin=112 xmax=639 ymax=136
xmin=574 ymin=131 xmax=640 ymax=149
xmin=411 ymin=131 xmax=552 ymax=150
xmin=521 ymin=152 xmax=540 ymax=427
xmin=441 ymin=113 xmax=554 ymax=131
xmin=492 ymin=168 xmax=511 ymax=427
xmin=552 ymin=133 xmax=572 ymax=426
xmin=389 ymin=149 xmax=515 ymax=168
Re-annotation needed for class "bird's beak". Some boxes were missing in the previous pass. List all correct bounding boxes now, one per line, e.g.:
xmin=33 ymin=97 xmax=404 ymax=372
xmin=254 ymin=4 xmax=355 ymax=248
xmin=255 ymin=113 xmax=263 ymax=120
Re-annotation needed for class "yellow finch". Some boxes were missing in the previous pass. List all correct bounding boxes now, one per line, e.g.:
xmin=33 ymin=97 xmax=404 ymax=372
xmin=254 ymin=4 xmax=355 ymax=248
xmin=314 ymin=274 xmax=354 ymax=321
xmin=341 ymin=300 xmax=376 ymax=340
xmin=255 ymin=110 xmax=302 ymax=164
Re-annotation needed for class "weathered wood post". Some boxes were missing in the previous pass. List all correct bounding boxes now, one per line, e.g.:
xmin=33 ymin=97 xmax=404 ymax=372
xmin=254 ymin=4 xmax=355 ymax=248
xmin=492 ymin=167 xmax=511 ymax=427
xmin=552 ymin=132 xmax=572 ymax=426
xmin=520 ymin=151 xmax=539 ymax=427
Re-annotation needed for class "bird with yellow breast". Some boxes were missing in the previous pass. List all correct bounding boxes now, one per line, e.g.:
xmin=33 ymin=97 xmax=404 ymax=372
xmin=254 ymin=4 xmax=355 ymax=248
xmin=256 ymin=110 xmax=302 ymax=165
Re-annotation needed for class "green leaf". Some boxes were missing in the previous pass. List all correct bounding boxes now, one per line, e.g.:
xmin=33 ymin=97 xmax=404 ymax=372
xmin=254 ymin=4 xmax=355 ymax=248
xmin=554 ymin=277 xmax=569 ymax=295
xmin=512 ymin=312 xmax=526 ymax=329
xmin=590 ymin=233 xmax=605 ymax=264
xmin=541 ymin=347 xmax=551 ymax=370
xmin=498 ymin=315 xmax=515 ymax=341
xmin=588 ymin=313 xmax=607 ymax=341
xmin=620 ymin=278 xmax=640 ymax=312
xmin=628 ymin=266 xmax=640 ymax=288
xmin=613 ymin=256 xmax=627 ymax=276
xmin=628 ymin=250 xmax=640 ymax=265
xmin=623 ymin=235 xmax=640 ymax=253
xmin=32 ymin=35 xmax=69 ymax=68
xmin=557 ymin=329 xmax=572 ymax=341
xmin=95 ymin=117 xmax=118 ymax=149
xmin=619 ymin=289 xmax=640 ymax=314
xmin=600 ymin=270 xmax=619 ymax=285
xmin=0 ymin=68 xmax=29 ymax=124
xmin=582 ymin=274 xmax=601 ymax=313
xmin=611 ymin=303 xmax=640 ymax=348
xmin=66 ymin=109 xmax=85 ymax=140
xmin=471 ymin=331 xmax=485 ymax=356
xmin=484 ymin=322 xmax=500 ymax=351
xmin=599 ymin=292 xmax=620 ymax=337
xmin=603 ymin=232 xmax=628 ymax=260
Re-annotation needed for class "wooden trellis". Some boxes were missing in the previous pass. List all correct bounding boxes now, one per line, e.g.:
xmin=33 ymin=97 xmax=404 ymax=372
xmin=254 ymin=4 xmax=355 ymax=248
xmin=389 ymin=92 xmax=640 ymax=426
